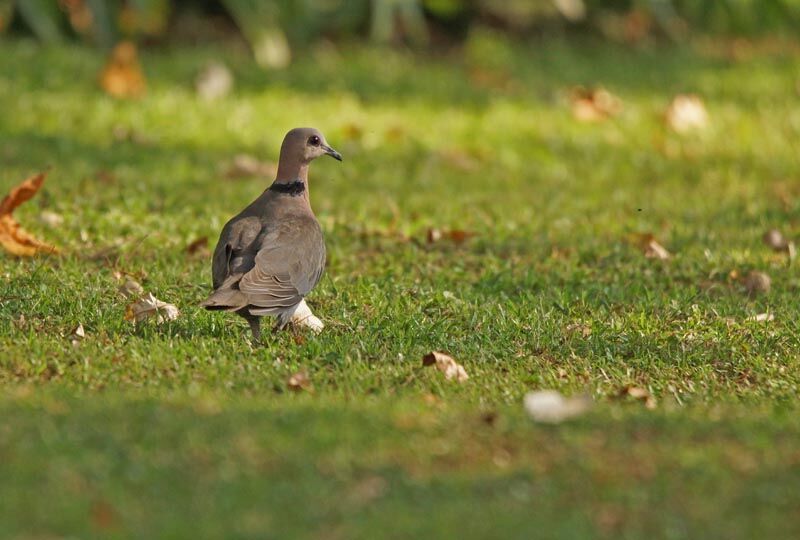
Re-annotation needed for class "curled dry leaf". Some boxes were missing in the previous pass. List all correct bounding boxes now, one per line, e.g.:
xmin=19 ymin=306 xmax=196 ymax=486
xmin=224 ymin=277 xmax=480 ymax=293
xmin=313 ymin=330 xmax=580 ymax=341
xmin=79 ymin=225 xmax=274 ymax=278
xmin=426 ymin=228 xmax=476 ymax=245
xmin=630 ymin=232 xmax=671 ymax=260
xmin=118 ymin=278 xmax=144 ymax=299
xmin=39 ymin=211 xmax=64 ymax=227
xmin=186 ymin=236 xmax=209 ymax=256
xmin=100 ymin=41 xmax=146 ymax=99
xmin=554 ymin=0 xmax=586 ymax=21
xmin=666 ymin=94 xmax=708 ymax=133
xmin=744 ymin=271 xmax=771 ymax=296
xmin=196 ymin=62 xmax=234 ymax=101
xmin=437 ymin=148 xmax=480 ymax=172
xmin=762 ymin=229 xmax=796 ymax=260
xmin=72 ymin=323 xmax=86 ymax=339
xmin=0 ymin=172 xmax=60 ymax=257
xmin=618 ymin=385 xmax=656 ymax=409
xmin=565 ymin=322 xmax=592 ymax=337
xmin=224 ymin=154 xmax=278 ymax=180
xmin=287 ymin=371 xmax=312 ymax=392
xmin=422 ymin=351 xmax=469 ymax=383
xmin=125 ymin=292 xmax=179 ymax=324
xmin=524 ymin=390 xmax=592 ymax=424
xmin=70 ymin=323 xmax=85 ymax=348
xmin=570 ymin=86 xmax=622 ymax=122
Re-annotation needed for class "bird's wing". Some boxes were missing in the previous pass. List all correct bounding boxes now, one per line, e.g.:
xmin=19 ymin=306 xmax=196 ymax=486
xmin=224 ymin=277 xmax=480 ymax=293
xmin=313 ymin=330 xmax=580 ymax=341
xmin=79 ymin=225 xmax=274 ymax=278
xmin=211 ymin=215 xmax=261 ymax=289
xmin=238 ymin=215 xmax=325 ymax=311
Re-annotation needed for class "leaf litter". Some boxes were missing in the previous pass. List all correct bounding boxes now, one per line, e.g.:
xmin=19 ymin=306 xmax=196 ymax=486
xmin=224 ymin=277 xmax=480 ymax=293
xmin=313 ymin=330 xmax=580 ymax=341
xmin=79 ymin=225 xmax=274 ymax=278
xmin=0 ymin=171 xmax=59 ymax=256
xmin=524 ymin=390 xmax=592 ymax=424
xmin=99 ymin=41 xmax=146 ymax=99
xmin=422 ymin=351 xmax=469 ymax=383
xmin=124 ymin=292 xmax=179 ymax=324
xmin=665 ymin=94 xmax=709 ymax=133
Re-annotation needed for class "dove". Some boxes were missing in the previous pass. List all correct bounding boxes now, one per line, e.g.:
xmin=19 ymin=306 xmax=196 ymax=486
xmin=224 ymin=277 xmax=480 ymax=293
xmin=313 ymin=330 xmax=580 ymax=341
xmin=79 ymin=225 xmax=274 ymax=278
xmin=200 ymin=127 xmax=341 ymax=342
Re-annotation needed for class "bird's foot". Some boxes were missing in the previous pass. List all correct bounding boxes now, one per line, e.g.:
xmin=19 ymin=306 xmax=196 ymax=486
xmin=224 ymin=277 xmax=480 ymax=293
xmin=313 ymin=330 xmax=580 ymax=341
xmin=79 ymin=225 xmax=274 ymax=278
xmin=291 ymin=299 xmax=324 ymax=333
xmin=274 ymin=300 xmax=324 ymax=334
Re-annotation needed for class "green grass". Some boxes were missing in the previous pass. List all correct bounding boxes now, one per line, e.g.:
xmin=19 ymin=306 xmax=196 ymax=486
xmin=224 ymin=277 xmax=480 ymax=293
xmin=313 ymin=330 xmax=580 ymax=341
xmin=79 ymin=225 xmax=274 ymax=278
xmin=1 ymin=34 xmax=800 ymax=538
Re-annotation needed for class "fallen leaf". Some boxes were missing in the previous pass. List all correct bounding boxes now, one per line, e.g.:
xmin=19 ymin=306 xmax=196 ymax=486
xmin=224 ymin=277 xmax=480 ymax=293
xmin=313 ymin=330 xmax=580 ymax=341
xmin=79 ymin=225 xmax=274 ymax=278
xmin=196 ymin=61 xmax=233 ymax=101
xmin=618 ymin=385 xmax=656 ymax=409
xmin=437 ymin=148 xmax=479 ymax=172
xmin=748 ymin=313 xmax=774 ymax=322
xmin=99 ymin=41 xmax=146 ymax=99
xmin=666 ymin=94 xmax=708 ymax=133
xmin=117 ymin=278 xmax=144 ymax=299
xmin=287 ymin=371 xmax=312 ymax=392
xmin=554 ymin=0 xmax=586 ymax=22
xmin=111 ymin=126 xmax=152 ymax=145
xmin=186 ymin=236 xmax=209 ymax=256
xmin=39 ymin=210 xmax=64 ymax=227
xmin=744 ymin=271 xmax=771 ymax=296
xmin=524 ymin=390 xmax=592 ymax=423
xmin=125 ymin=292 xmax=179 ymax=324
xmin=422 ymin=351 xmax=469 ymax=383
xmin=72 ymin=323 xmax=85 ymax=339
xmin=426 ymin=228 xmax=476 ymax=245
xmin=565 ymin=322 xmax=592 ymax=337
xmin=0 ymin=171 xmax=60 ymax=256
xmin=224 ymin=154 xmax=278 ymax=179
xmin=70 ymin=323 xmax=85 ymax=348
xmin=90 ymin=499 xmax=119 ymax=531
xmin=762 ymin=229 xmax=796 ymax=260
xmin=630 ymin=232 xmax=671 ymax=260
xmin=570 ymin=86 xmax=622 ymax=122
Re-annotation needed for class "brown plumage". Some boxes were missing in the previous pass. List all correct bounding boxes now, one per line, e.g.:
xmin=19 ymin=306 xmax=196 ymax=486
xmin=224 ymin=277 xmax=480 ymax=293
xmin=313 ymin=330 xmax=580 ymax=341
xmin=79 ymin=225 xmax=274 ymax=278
xmin=200 ymin=127 xmax=342 ymax=341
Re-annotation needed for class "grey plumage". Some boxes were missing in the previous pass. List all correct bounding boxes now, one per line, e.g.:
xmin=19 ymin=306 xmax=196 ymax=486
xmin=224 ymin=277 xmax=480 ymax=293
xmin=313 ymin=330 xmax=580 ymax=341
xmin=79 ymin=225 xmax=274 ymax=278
xmin=201 ymin=127 xmax=341 ymax=341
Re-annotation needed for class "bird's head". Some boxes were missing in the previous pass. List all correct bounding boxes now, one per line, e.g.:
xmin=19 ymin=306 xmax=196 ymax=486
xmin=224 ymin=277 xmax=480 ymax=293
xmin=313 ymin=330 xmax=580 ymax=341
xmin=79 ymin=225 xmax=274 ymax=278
xmin=281 ymin=127 xmax=342 ymax=165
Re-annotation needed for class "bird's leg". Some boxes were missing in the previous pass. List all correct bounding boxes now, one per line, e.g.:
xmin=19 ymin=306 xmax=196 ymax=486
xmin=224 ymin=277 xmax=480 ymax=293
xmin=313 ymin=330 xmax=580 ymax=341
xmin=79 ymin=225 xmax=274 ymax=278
xmin=246 ymin=316 xmax=262 ymax=344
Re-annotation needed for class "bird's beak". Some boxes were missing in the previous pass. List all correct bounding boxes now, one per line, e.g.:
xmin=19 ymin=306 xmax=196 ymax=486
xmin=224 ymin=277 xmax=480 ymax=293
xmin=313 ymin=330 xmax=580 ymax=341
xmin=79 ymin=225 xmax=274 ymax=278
xmin=322 ymin=145 xmax=342 ymax=161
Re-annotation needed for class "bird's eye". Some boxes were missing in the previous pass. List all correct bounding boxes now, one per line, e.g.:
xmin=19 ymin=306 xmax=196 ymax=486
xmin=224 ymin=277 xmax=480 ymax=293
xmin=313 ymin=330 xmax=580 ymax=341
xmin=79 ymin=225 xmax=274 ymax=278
xmin=308 ymin=135 xmax=320 ymax=147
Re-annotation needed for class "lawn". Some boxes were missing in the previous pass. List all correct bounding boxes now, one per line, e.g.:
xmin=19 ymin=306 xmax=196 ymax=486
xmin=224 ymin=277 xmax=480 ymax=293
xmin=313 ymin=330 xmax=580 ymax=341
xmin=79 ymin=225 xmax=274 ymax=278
xmin=1 ymin=34 xmax=800 ymax=539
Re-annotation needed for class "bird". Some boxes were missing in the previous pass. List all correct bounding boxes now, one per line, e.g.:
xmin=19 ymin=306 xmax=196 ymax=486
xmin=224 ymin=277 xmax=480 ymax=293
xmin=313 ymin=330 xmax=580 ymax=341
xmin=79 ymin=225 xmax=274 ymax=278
xmin=200 ymin=127 xmax=342 ymax=342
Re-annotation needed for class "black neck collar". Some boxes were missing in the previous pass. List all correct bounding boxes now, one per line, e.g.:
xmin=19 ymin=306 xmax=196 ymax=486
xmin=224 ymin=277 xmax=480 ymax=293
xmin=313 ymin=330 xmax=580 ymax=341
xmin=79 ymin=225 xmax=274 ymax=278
xmin=268 ymin=180 xmax=305 ymax=196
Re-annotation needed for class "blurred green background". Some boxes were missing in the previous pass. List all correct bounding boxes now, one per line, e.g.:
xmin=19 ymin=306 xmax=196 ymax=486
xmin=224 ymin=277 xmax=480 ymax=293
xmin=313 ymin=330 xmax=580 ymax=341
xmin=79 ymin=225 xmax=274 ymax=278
xmin=3 ymin=0 xmax=800 ymax=66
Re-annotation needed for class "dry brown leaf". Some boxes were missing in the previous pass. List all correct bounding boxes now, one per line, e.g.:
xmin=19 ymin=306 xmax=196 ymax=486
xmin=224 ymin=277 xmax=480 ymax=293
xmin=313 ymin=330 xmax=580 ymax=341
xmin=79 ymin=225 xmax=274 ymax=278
xmin=186 ymin=236 xmax=209 ymax=256
xmin=618 ymin=385 xmax=656 ymax=409
xmin=524 ymin=390 xmax=592 ymax=423
xmin=666 ymin=94 xmax=708 ymax=133
xmin=287 ymin=371 xmax=312 ymax=392
xmin=630 ymin=232 xmax=671 ymax=260
xmin=124 ymin=292 xmax=179 ymax=324
xmin=744 ymin=271 xmax=771 ymax=296
xmin=437 ymin=148 xmax=479 ymax=172
xmin=224 ymin=154 xmax=278 ymax=179
xmin=90 ymin=499 xmax=119 ymax=531
xmin=570 ymin=86 xmax=622 ymax=122
xmin=565 ymin=322 xmax=592 ymax=338
xmin=100 ymin=41 xmax=146 ymax=99
xmin=117 ymin=278 xmax=144 ymax=299
xmin=39 ymin=210 xmax=64 ymax=227
xmin=422 ymin=351 xmax=469 ymax=383
xmin=70 ymin=322 xmax=85 ymax=348
xmin=0 ymin=172 xmax=60 ymax=257
xmin=196 ymin=62 xmax=233 ymax=101
xmin=72 ymin=323 xmax=85 ymax=339
xmin=762 ymin=229 xmax=796 ymax=260
xmin=426 ymin=228 xmax=476 ymax=245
